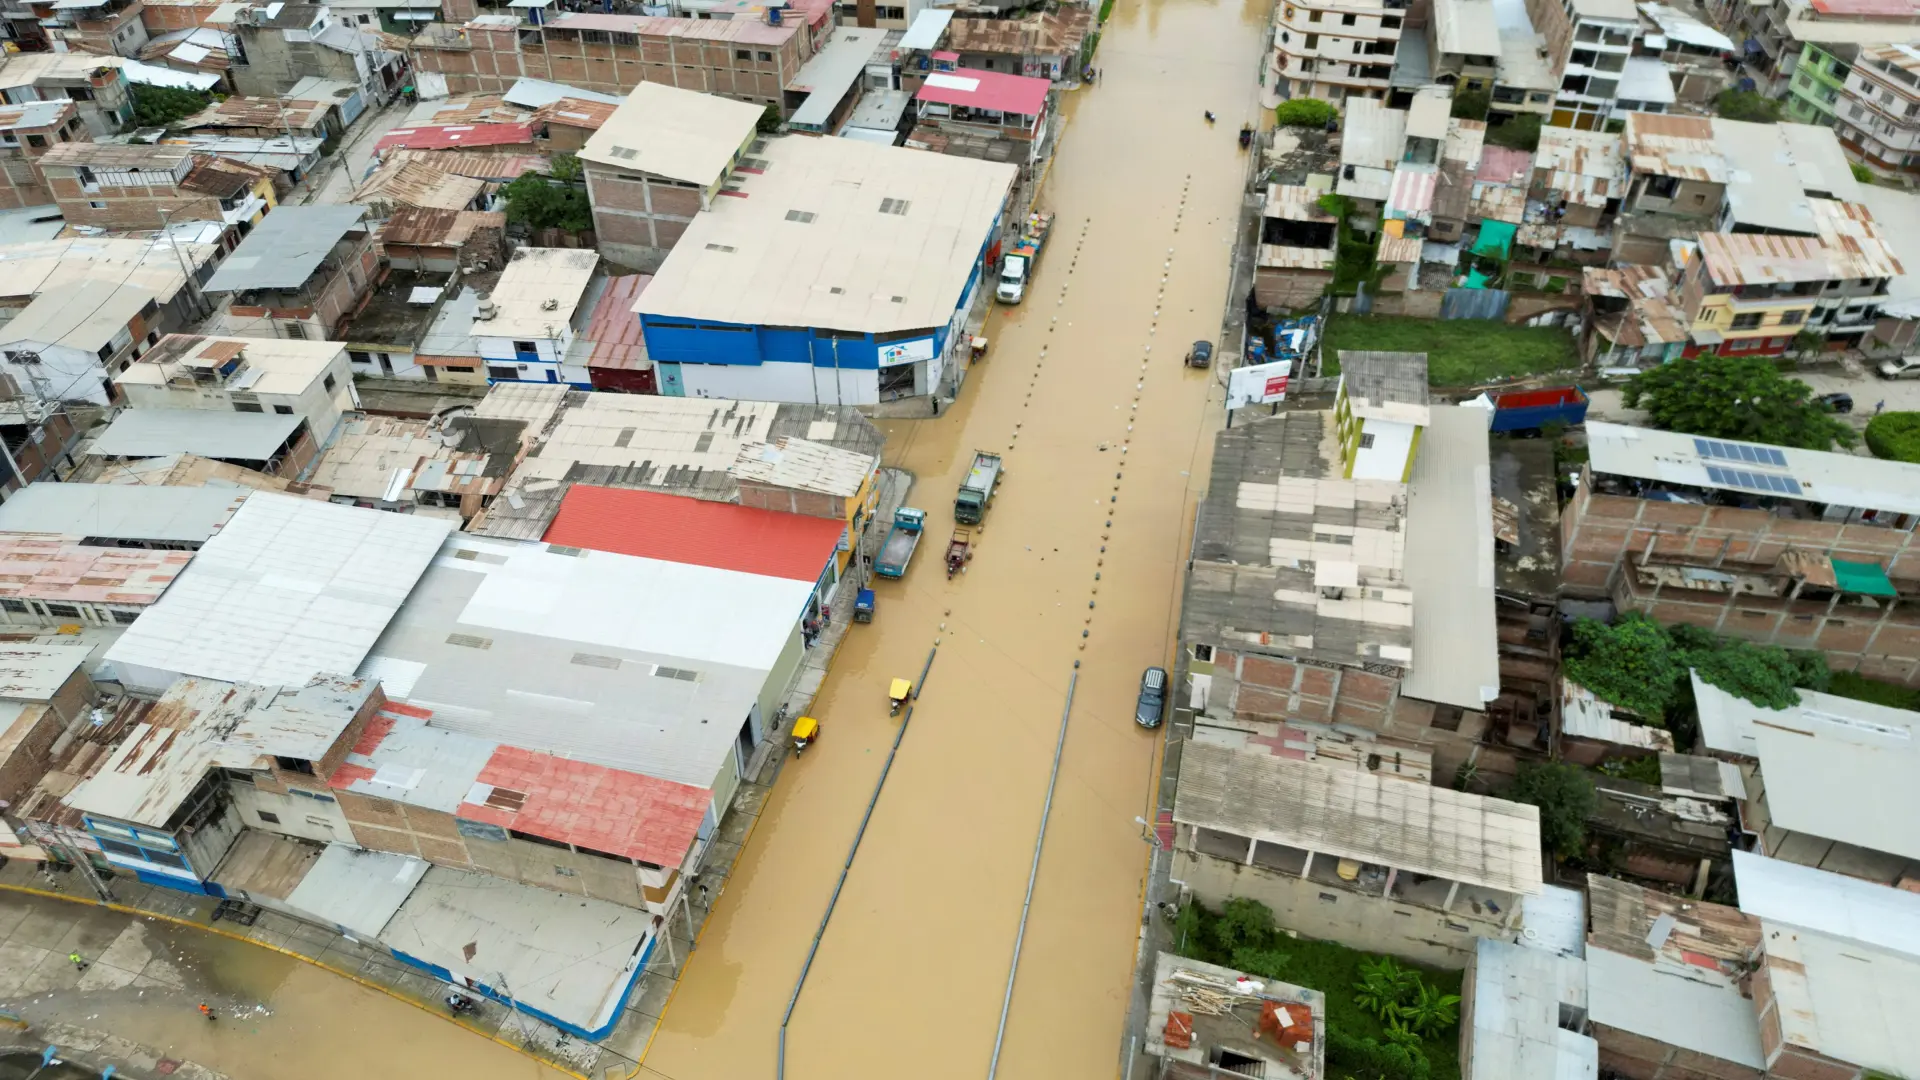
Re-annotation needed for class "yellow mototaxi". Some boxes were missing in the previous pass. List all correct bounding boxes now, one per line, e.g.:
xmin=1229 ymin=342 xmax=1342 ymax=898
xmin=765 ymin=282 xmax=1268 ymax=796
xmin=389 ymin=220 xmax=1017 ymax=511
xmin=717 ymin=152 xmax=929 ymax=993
xmin=889 ymin=678 xmax=913 ymax=716
xmin=792 ymin=715 xmax=819 ymax=756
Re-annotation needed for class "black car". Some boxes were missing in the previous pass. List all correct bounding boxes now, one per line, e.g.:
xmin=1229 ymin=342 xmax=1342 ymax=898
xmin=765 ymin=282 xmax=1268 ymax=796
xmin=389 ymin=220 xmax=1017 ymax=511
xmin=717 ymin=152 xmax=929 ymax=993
xmin=1817 ymin=392 xmax=1854 ymax=413
xmin=1136 ymin=666 xmax=1168 ymax=728
xmin=1186 ymin=341 xmax=1213 ymax=368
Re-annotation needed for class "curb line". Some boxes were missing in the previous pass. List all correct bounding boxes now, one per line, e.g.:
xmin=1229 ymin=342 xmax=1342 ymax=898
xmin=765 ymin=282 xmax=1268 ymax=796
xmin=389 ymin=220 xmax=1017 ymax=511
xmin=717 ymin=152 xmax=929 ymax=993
xmin=0 ymin=882 xmax=590 ymax=1080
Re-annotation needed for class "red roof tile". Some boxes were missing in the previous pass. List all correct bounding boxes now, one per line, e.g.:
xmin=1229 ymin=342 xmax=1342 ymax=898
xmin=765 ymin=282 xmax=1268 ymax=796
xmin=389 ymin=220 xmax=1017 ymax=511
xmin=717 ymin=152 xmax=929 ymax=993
xmin=544 ymin=486 xmax=844 ymax=581
xmin=915 ymin=69 xmax=1051 ymax=116
xmin=375 ymin=123 xmax=536 ymax=153
xmin=457 ymin=745 xmax=709 ymax=866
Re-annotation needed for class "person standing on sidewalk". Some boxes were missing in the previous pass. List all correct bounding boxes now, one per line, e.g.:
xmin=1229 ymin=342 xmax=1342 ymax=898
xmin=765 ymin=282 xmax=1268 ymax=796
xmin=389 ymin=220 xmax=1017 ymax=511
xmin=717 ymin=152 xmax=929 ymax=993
xmin=69 ymin=952 xmax=88 ymax=971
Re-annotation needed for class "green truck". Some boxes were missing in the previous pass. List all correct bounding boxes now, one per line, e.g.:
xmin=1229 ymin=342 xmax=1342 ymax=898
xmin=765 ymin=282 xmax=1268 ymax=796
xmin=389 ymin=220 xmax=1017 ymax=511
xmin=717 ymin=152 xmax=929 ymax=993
xmin=954 ymin=451 xmax=1002 ymax=526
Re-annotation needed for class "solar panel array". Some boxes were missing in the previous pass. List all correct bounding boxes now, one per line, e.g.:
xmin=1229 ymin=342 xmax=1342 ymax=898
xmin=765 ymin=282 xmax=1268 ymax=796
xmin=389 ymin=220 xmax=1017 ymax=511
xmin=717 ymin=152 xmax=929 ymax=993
xmin=1694 ymin=438 xmax=1788 ymax=468
xmin=1705 ymin=465 xmax=1803 ymax=496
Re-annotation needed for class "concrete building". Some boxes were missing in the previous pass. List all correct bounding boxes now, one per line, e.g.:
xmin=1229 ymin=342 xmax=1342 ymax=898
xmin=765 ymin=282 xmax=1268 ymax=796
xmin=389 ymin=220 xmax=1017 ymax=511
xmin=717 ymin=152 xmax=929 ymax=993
xmin=0 ymin=482 xmax=245 ymax=548
xmin=1269 ymin=0 xmax=1407 ymax=102
xmin=1612 ymin=112 xmax=1726 ymax=265
xmin=1632 ymin=3 xmax=1733 ymax=109
xmin=1563 ymin=421 xmax=1920 ymax=686
xmin=578 ymin=83 xmax=763 ymax=272
xmin=0 ymin=280 xmax=171 ymax=406
xmin=229 ymin=4 xmax=408 ymax=109
xmin=1252 ymin=129 xmax=1341 ymax=311
xmin=1170 ymin=741 xmax=1543 ymax=966
xmin=1695 ymin=673 xmax=1920 ymax=884
xmin=0 ymin=99 xmax=86 ymax=211
xmin=1179 ymin=353 xmax=1501 ymax=777
xmin=102 ymin=492 xmax=452 ymax=693
xmin=357 ymin=529 xmax=816 ymax=831
xmin=1835 ymin=42 xmax=1920 ymax=172
xmin=114 ymin=333 xmax=358 ymax=454
xmin=0 ymin=52 xmax=136 ymax=139
xmin=335 ymin=267 xmax=470 ymax=383
xmin=1681 ymin=202 xmax=1900 ymax=356
xmin=406 ymin=12 xmax=810 ymax=108
xmin=910 ymin=68 xmax=1052 ymax=170
xmin=305 ymin=413 xmax=518 ymax=520
xmin=0 ymin=402 xmax=82 ymax=494
xmin=83 ymin=409 xmax=325 ymax=481
xmin=35 ymin=0 xmax=149 ymax=56
xmin=1143 ymin=953 xmax=1325 ymax=1080
xmin=1519 ymin=0 xmax=1640 ymax=129
xmin=37 ymin=143 xmax=223 ymax=230
xmin=1715 ymin=0 xmax=1920 ymax=101
xmin=1581 ymin=264 xmax=1690 ymax=368
xmin=0 ymin=641 xmax=100 ymax=807
xmin=1713 ymin=118 xmax=1863 ymax=233
xmin=203 ymin=205 xmax=376 ymax=342
xmin=943 ymin=10 xmax=1090 ymax=83
xmin=636 ymin=134 xmax=1014 ymax=404
xmin=473 ymin=247 xmax=598 ymax=387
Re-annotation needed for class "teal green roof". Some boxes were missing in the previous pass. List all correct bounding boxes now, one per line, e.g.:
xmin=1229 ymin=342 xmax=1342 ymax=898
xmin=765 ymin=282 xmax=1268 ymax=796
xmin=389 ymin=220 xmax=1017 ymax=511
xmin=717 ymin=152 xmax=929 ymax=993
xmin=1831 ymin=557 xmax=1897 ymax=597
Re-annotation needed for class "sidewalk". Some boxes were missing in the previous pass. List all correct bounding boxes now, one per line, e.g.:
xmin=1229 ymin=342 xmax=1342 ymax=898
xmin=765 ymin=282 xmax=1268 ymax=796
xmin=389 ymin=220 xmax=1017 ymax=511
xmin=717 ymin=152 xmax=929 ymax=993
xmin=3 ymin=1022 xmax=231 ymax=1080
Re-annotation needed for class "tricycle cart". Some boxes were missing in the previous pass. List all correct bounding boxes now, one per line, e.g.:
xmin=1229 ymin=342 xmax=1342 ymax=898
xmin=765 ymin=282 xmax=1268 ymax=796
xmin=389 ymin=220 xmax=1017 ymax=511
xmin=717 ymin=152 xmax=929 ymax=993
xmin=853 ymin=588 xmax=875 ymax=622
xmin=946 ymin=527 xmax=973 ymax=578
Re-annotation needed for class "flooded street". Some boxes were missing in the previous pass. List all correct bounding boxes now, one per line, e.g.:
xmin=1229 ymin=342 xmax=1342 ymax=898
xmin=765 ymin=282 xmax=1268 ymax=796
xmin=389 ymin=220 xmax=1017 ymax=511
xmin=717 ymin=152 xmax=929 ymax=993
xmin=641 ymin=1 xmax=1271 ymax=1076
xmin=0 ymin=892 xmax=568 ymax=1080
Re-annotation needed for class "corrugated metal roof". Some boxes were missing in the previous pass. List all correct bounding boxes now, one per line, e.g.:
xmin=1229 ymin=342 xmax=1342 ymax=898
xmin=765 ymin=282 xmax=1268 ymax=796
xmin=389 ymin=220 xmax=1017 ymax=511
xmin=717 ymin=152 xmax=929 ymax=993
xmin=1534 ymin=127 xmax=1626 ymax=208
xmin=543 ymin=485 xmax=843 ymax=581
xmin=580 ymin=273 xmax=650 ymax=371
xmin=1587 ymin=420 xmax=1920 ymax=516
xmin=731 ymin=436 xmax=874 ymax=498
xmin=789 ymin=28 xmax=887 ymax=128
xmin=283 ymin=841 xmax=427 ymax=938
xmin=946 ymin=9 xmax=1089 ymax=55
xmin=181 ymin=95 xmax=331 ymax=132
xmin=458 ymin=744 xmax=707 ymax=866
xmin=1624 ymin=112 xmax=1724 ymax=181
xmin=377 ymin=206 xmax=503 ymax=247
xmin=0 ymin=483 xmax=244 ymax=545
xmin=0 ymin=534 xmax=189 ymax=606
xmin=203 ymin=205 xmax=368 ymax=292
xmin=355 ymin=159 xmax=487 ymax=211
xmin=1584 ymin=949 xmax=1765 ymax=1068
xmin=103 ymin=493 xmax=451 ymax=688
xmin=1735 ymin=850 xmax=1920 ymax=958
xmin=1466 ymin=939 xmax=1595 ymax=1080
xmin=1173 ymin=741 xmax=1544 ymax=894
xmin=1400 ymin=406 xmax=1500 ymax=711
xmin=330 ymin=707 xmax=496 ymax=813
xmin=374 ymin=122 xmax=535 ymax=153
xmin=898 ymin=7 xmax=953 ymax=49
xmin=0 ymin=640 xmax=91 ymax=701
xmin=915 ymin=69 xmax=1051 ymax=115
xmin=0 ymin=278 xmax=158 ymax=354
xmin=1760 ymin=916 xmax=1920 ymax=1078
xmin=502 ymin=77 xmax=623 ymax=109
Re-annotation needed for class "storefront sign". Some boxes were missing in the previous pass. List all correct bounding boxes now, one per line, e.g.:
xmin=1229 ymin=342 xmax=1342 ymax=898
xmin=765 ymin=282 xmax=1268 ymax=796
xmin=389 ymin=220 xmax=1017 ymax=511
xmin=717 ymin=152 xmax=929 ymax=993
xmin=1226 ymin=359 xmax=1293 ymax=410
xmin=878 ymin=337 xmax=935 ymax=367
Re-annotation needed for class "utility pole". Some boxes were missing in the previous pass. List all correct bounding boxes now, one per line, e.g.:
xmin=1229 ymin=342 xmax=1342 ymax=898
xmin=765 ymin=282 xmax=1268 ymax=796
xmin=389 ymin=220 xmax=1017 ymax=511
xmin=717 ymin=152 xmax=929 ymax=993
xmin=156 ymin=208 xmax=210 ymax=321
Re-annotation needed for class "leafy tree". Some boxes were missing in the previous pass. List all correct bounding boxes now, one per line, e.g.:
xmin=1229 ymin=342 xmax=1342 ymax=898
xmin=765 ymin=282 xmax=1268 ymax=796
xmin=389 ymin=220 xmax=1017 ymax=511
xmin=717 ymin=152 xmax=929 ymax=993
xmin=501 ymin=170 xmax=592 ymax=232
xmin=1851 ymin=161 xmax=1874 ymax=184
xmin=131 ymin=84 xmax=211 ymax=129
xmin=548 ymin=150 xmax=582 ymax=183
xmin=1327 ymin=1030 xmax=1431 ymax=1080
xmin=1622 ymin=353 xmax=1857 ymax=450
xmin=1670 ymin=622 xmax=1808 ymax=710
xmin=1716 ymin=90 xmax=1782 ymax=123
xmin=1866 ymin=412 xmax=1920 ymax=462
xmin=1563 ymin=614 xmax=1679 ymax=721
xmin=1210 ymin=896 xmax=1277 ymax=956
xmin=1397 ymin=982 xmax=1462 ymax=1038
xmin=1487 ymin=113 xmax=1542 ymax=151
xmin=1450 ymin=89 xmax=1489 ymax=121
xmin=1275 ymin=97 xmax=1338 ymax=128
xmin=1507 ymin=762 xmax=1597 ymax=856
xmin=757 ymin=104 xmax=782 ymax=133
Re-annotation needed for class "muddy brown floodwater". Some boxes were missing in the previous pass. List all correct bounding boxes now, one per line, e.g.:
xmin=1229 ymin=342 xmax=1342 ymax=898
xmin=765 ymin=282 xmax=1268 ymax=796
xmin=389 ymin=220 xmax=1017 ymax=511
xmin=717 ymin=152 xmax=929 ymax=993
xmin=640 ymin=2 xmax=1270 ymax=1078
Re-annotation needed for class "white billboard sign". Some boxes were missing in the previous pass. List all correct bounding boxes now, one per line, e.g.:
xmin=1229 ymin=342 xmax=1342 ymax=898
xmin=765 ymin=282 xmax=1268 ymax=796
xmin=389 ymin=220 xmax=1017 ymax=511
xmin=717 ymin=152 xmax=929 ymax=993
xmin=878 ymin=337 xmax=935 ymax=367
xmin=1226 ymin=359 xmax=1293 ymax=410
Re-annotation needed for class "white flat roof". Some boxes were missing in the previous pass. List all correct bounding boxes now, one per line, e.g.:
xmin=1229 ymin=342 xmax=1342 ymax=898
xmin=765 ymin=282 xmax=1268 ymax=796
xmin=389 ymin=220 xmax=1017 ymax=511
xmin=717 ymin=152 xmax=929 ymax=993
xmin=480 ymin=248 xmax=598 ymax=341
xmin=1468 ymin=939 xmax=1595 ymax=1080
xmin=636 ymin=134 xmax=1015 ymax=334
xmin=1174 ymin=741 xmax=1543 ymax=894
xmin=1733 ymin=850 xmax=1920 ymax=960
xmin=1860 ymin=185 xmax=1920 ymax=316
xmin=1714 ymin=119 xmax=1861 ymax=234
xmin=1587 ymin=420 xmax=1920 ymax=516
xmin=284 ymin=842 xmax=427 ymax=939
xmin=1693 ymin=673 xmax=1920 ymax=859
xmin=1434 ymin=0 xmax=1501 ymax=56
xmin=0 ymin=279 xmax=155 ymax=354
xmin=1617 ymin=57 xmax=1678 ymax=104
xmin=377 ymin=865 xmax=652 ymax=1034
xmin=1584 ymin=947 xmax=1766 ymax=1068
xmin=898 ymin=7 xmax=952 ymax=49
xmin=0 ymin=483 xmax=245 ymax=545
xmin=104 ymin=493 xmax=451 ymax=688
xmin=1761 ymin=918 xmax=1920 ymax=1079
xmin=578 ymin=81 xmax=761 ymax=184
xmin=1401 ymin=405 xmax=1500 ymax=710
xmin=117 ymin=335 xmax=345 ymax=397
xmin=359 ymin=534 xmax=811 ymax=786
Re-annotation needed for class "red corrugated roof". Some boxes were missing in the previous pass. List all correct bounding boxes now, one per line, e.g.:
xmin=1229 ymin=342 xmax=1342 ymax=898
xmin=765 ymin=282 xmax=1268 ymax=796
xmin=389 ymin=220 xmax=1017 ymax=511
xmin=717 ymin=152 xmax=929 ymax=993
xmin=375 ymin=123 xmax=536 ymax=153
xmin=915 ymin=69 xmax=1050 ymax=116
xmin=585 ymin=274 xmax=650 ymax=371
xmin=1810 ymin=0 xmax=1917 ymax=15
xmin=544 ymin=486 xmax=844 ymax=581
xmin=457 ymin=744 xmax=709 ymax=867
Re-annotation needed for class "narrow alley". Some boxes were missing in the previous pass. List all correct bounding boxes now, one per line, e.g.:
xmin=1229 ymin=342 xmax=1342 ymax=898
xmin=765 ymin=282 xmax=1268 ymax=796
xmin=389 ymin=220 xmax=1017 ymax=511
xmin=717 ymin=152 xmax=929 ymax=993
xmin=634 ymin=0 xmax=1272 ymax=1076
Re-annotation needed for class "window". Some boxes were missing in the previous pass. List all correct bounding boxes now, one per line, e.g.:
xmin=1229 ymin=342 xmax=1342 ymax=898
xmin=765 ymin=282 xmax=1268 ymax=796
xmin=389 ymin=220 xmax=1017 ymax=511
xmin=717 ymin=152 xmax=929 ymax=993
xmin=734 ymin=48 xmax=750 ymax=60
xmin=348 ymin=350 xmax=372 ymax=364
xmin=24 ymin=133 xmax=43 ymax=148
xmin=1780 ymin=309 xmax=1805 ymax=325
xmin=488 ymin=365 xmax=520 ymax=380
xmin=1305 ymin=33 xmax=1318 ymax=47
xmin=280 ymin=320 xmax=308 ymax=340
xmin=446 ymin=365 xmax=476 ymax=373
xmin=0 ymin=599 xmax=25 ymax=613
xmin=256 ymin=810 xmax=281 ymax=824
xmin=1646 ymin=174 xmax=1679 ymax=198
xmin=1730 ymin=312 xmax=1764 ymax=329
xmin=43 ymin=603 xmax=79 ymax=619
xmin=271 ymin=404 xmax=293 ymax=415
xmin=233 ymin=401 xmax=263 ymax=413
xmin=1381 ymin=14 xmax=1400 ymax=27
xmin=880 ymin=5 xmax=903 ymax=16
xmin=1308 ymin=7 xmax=1321 ymax=18
xmin=1358 ymin=432 xmax=1375 ymax=448
xmin=323 ymin=373 xmax=336 ymax=392
xmin=1193 ymin=643 xmax=1214 ymax=662
xmin=757 ymin=50 xmax=772 ymax=61
xmin=111 ymin=609 xmax=137 ymax=625
xmin=88 ymin=201 xmax=106 ymax=209
xmin=274 ymin=756 xmax=315 ymax=775
xmin=1340 ymin=11 xmax=1354 ymax=22
xmin=512 ymin=339 xmax=538 ymax=353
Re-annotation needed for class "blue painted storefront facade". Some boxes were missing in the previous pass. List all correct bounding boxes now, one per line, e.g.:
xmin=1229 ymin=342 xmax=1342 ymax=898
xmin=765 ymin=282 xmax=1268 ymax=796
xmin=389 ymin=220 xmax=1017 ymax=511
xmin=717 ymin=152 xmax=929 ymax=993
xmin=385 ymin=930 xmax=657 ymax=1041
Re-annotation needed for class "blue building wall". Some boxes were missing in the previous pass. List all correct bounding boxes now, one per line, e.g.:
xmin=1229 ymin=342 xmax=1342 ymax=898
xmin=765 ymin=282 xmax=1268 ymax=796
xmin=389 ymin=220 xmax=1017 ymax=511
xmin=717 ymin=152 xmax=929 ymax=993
xmin=387 ymin=932 xmax=657 ymax=1041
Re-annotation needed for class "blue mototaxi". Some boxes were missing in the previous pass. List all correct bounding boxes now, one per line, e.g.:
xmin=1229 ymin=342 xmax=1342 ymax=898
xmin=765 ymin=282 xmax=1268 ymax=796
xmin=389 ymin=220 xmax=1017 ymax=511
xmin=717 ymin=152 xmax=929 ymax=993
xmin=854 ymin=588 xmax=876 ymax=623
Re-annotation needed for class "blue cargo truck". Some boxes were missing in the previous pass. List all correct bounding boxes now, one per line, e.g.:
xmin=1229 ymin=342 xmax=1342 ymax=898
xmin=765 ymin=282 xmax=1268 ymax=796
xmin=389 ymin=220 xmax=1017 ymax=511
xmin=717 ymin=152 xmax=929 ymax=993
xmin=1487 ymin=386 xmax=1589 ymax=432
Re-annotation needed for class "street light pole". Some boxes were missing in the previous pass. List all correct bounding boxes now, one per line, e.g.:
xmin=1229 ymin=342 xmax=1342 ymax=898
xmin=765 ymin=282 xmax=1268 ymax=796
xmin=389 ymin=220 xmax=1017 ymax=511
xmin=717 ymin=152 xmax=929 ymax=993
xmin=156 ymin=208 xmax=209 ymax=321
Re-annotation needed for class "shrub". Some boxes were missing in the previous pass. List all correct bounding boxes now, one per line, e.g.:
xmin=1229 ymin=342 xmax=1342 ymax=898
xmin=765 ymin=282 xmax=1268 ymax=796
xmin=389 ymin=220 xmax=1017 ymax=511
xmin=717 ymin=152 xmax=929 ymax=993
xmin=1508 ymin=762 xmax=1598 ymax=856
xmin=1866 ymin=412 xmax=1920 ymax=463
xmin=132 ymin=84 xmax=211 ymax=129
xmin=1716 ymin=90 xmax=1781 ymax=122
xmin=1327 ymin=1029 xmax=1432 ymax=1080
xmin=1564 ymin=614 xmax=1679 ymax=722
xmin=1275 ymin=97 xmax=1338 ymax=128
xmin=1852 ymin=162 xmax=1874 ymax=184
xmin=1487 ymin=114 xmax=1541 ymax=151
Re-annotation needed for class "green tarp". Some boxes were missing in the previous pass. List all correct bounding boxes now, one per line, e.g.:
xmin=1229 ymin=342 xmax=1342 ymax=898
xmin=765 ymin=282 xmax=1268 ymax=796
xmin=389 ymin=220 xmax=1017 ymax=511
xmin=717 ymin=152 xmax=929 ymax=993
xmin=1463 ymin=267 xmax=1494 ymax=290
xmin=1472 ymin=220 xmax=1517 ymax=259
xmin=1831 ymin=557 xmax=1898 ymax=597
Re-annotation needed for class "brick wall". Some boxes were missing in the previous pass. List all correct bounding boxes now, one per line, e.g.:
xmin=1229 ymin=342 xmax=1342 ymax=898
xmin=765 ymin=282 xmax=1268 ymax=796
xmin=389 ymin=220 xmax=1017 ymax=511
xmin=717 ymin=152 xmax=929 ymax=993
xmin=0 ymin=704 xmax=62 ymax=804
xmin=1253 ymin=266 xmax=1333 ymax=312
xmin=583 ymin=164 xmax=707 ymax=270
xmin=412 ymin=22 xmax=803 ymax=108
xmin=1592 ymin=1022 xmax=1766 ymax=1080
xmin=45 ymin=170 xmax=223 ymax=229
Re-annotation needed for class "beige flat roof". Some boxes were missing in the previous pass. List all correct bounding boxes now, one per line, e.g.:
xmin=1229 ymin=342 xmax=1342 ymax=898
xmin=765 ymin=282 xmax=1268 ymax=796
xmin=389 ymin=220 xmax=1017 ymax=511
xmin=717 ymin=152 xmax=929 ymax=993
xmin=578 ymin=82 xmax=763 ymax=185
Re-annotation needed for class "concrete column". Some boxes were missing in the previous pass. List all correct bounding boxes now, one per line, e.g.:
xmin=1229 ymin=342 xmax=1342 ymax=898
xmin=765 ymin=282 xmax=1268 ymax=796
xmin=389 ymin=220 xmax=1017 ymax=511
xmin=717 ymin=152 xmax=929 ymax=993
xmin=1383 ymin=867 xmax=1398 ymax=899
xmin=1245 ymin=835 xmax=1257 ymax=866
xmin=1443 ymin=880 xmax=1460 ymax=912
xmin=1300 ymin=850 xmax=1314 ymax=880
xmin=1502 ymin=893 xmax=1521 ymax=929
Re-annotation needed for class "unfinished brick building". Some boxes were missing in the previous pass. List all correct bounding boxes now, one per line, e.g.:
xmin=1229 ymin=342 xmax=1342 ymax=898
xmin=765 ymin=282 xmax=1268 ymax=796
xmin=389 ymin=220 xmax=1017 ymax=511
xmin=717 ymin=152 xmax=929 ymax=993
xmin=38 ymin=143 xmax=224 ymax=229
xmin=0 ymin=99 xmax=86 ymax=211
xmin=1564 ymin=422 xmax=1920 ymax=686
xmin=406 ymin=12 xmax=809 ymax=109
